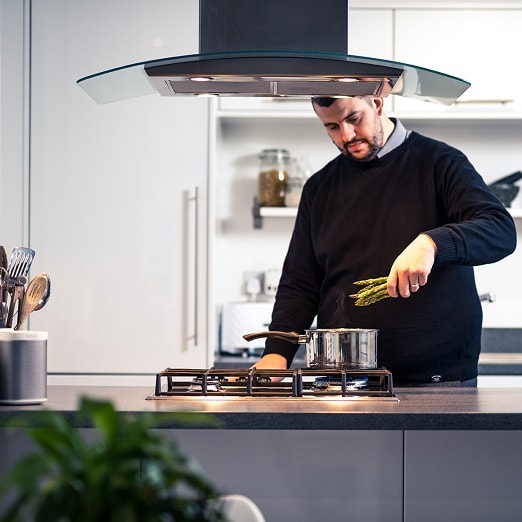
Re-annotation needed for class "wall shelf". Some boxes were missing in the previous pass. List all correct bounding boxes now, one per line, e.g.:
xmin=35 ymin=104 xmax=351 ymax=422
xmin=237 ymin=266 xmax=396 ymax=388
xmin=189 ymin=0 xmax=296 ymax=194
xmin=217 ymin=110 xmax=522 ymax=123
xmin=259 ymin=206 xmax=298 ymax=218
xmin=252 ymin=198 xmax=298 ymax=228
xmin=252 ymin=197 xmax=521 ymax=228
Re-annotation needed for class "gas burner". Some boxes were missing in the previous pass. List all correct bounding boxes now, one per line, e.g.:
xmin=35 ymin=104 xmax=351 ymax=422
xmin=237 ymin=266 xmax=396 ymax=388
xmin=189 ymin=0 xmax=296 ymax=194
xmin=151 ymin=367 xmax=394 ymax=398
xmin=312 ymin=375 xmax=368 ymax=392
xmin=188 ymin=376 xmax=221 ymax=393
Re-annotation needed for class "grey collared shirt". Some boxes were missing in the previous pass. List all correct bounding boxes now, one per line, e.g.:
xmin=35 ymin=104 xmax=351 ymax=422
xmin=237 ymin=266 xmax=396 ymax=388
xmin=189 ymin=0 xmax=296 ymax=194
xmin=377 ymin=119 xmax=410 ymax=158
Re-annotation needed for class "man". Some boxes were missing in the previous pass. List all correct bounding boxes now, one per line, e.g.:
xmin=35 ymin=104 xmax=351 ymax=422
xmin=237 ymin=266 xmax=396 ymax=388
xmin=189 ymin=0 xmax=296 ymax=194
xmin=252 ymin=96 xmax=517 ymax=386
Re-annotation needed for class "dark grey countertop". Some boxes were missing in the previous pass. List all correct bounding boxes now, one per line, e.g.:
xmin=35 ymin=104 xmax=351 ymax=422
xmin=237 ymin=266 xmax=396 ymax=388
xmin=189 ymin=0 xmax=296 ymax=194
xmin=1 ymin=385 xmax=522 ymax=430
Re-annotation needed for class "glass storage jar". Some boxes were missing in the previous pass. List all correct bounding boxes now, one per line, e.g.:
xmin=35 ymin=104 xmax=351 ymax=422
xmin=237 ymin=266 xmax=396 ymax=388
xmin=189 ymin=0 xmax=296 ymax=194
xmin=284 ymin=176 xmax=305 ymax=207
xmin=285 ymin=157 xmax=308 ymax=207
xmin=257 ymin=148 xmax=290 ymax=207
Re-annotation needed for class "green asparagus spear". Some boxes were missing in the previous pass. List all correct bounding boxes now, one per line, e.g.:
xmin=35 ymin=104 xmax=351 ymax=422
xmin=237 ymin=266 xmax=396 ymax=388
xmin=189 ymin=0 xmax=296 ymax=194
xmin=350 ymin=276 xmax=390 ymax=306
xmin=352 ymin=276 xmax=388 ymax=287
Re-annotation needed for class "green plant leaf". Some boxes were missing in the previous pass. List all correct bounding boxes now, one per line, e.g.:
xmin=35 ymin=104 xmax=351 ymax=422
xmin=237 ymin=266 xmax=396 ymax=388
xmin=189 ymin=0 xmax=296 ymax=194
xmin=0 ymin=397 xmax=227 ymax=522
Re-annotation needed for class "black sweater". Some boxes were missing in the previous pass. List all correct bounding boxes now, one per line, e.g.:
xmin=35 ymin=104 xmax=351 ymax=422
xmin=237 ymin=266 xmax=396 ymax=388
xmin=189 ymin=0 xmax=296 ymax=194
xmin=264 ymin=131 xmax=517 ymax=384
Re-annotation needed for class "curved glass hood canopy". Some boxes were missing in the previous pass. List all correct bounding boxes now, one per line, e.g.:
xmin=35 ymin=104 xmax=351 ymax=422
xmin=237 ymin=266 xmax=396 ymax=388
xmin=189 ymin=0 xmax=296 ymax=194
xmin=77 ymin=0 xmax=470 ymax=105
xmin=77 ymin=51 xmax=470 ymax=105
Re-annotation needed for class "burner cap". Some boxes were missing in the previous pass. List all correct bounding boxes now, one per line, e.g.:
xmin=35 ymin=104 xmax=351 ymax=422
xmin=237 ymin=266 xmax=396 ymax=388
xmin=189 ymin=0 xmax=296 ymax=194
xmin=188 ymin=376 xmax=221 ymax=392
xmin=312 ymin=375 xmax=368 ymax=391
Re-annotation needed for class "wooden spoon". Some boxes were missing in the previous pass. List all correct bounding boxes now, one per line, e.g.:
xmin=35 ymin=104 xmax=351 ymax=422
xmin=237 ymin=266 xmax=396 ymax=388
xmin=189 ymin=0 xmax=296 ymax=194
xmin=34 ymin=273 xmax=51 ymax=311
xmin=14 ymin=273 xmax=49 ymax=331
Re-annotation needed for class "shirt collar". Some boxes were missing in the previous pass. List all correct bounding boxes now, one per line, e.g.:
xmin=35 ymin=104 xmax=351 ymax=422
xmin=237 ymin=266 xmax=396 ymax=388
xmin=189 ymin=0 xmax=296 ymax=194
xmin=377 ymin=118 xmax=410 ymax=158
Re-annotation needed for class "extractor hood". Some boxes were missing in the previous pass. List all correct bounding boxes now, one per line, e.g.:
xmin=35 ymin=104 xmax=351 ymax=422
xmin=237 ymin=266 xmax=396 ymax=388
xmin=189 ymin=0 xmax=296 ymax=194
xmin=77 ymin=0 xmax=470 ymax=105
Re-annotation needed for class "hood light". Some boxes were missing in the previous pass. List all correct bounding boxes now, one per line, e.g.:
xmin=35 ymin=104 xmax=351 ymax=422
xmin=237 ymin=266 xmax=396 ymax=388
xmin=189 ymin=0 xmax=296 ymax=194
xmin=189 ymin=76 xmax=213 ymax=82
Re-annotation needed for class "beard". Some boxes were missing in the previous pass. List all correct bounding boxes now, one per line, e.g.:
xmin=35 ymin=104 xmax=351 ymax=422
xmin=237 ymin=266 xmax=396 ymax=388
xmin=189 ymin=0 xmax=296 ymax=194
xmin=339 ymin=114 xmax=384 ymax=162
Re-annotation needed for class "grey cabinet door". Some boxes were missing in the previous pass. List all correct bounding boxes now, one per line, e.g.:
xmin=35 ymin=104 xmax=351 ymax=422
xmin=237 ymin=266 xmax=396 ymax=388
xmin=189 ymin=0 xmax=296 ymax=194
xmin=28 ymin=0 xmax=211 ymax=375
xmin=404 ymin=430 xmax=522 ymax=522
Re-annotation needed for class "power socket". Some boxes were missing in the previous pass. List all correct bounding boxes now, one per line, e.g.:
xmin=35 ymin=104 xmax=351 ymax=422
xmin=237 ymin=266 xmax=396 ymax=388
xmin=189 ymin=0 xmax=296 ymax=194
xmin=243 ymin=271 xmax=264 ymax=298
xmin=263 ymin=268 xmax=281 ymax=297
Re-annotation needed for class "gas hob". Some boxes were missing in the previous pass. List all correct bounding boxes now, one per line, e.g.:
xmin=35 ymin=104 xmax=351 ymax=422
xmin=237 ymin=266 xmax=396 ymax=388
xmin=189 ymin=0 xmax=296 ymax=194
xmin=149 ymin=367 xmax=395 ymax=399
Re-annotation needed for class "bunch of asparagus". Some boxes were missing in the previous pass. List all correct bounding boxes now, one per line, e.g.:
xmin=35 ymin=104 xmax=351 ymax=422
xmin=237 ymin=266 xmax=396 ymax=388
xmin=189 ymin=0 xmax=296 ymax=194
xmin=350 ymin=276 xmax=389 ymax=306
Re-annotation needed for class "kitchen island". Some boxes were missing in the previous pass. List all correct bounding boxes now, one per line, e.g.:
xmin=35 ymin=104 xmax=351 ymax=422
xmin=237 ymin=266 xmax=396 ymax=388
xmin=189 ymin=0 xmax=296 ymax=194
xmin=1 ymin=385 xmax=522 ymax=522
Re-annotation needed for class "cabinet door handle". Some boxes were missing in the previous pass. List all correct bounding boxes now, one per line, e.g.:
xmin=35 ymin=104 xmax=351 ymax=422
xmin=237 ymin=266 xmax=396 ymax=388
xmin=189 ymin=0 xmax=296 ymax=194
xmin=453 ymin=99 xmax=514 ymax=106
xmin=188 ymin=186 xmax=199 ymax=347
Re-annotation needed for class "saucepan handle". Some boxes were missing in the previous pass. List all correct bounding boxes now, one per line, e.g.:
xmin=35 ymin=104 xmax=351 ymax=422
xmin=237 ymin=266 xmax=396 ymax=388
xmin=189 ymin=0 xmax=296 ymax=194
xmin=243 ymin=330 xmax=302 ymax=344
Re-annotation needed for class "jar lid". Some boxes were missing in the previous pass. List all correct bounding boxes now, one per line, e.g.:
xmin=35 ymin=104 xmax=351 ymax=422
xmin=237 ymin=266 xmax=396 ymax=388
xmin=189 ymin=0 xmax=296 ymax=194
xmin=259 ymin=148 xmax=290 ymax=160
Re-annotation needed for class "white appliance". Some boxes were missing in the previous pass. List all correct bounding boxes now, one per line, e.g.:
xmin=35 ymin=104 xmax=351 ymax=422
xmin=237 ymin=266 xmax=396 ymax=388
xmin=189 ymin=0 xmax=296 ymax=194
xmin=220 ymin=302 xmax=273 ymax=355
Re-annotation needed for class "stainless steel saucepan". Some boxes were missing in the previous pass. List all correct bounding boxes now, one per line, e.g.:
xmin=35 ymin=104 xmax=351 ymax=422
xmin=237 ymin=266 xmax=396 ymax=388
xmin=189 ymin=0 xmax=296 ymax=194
xmin=243 ymin=328 xmax=378 ymax=369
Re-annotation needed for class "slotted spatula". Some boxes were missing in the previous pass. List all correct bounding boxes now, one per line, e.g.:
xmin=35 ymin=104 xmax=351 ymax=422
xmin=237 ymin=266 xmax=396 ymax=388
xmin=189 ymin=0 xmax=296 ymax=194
xmin=14 ymin=273 xmax=49 ymax=331
xmin=6 ymin=247 xmax=36 ymax=284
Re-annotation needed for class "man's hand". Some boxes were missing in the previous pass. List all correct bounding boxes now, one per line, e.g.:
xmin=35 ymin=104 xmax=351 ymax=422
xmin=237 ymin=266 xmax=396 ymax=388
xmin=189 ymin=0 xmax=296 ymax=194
xmin=246 ymin=353 xmax=288 ymax=382
xmin=250 ymin=353 xmax=287 ymax=371
xmin=387 ymin=234 xmax=437 ymax=298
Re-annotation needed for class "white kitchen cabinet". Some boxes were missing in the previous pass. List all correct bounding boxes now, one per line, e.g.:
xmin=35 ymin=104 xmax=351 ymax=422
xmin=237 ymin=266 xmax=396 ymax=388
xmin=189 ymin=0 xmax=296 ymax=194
xmin=28 ymin=0 xmax=212 ymax=377
xmin=217 ymin=7 xmax=522 ymax=119
xmin=394 ymin=8 xmax=522 ymax=116
xmin=0 ymin=1 xmax=27 ymax=250
xmin=349 ymin=7 xmax=394 ymax=115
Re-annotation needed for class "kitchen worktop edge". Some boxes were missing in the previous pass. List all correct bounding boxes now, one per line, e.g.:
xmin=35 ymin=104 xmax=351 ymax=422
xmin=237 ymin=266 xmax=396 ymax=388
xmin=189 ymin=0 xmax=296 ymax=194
xmin=1 ymin=386 xmax=522 ymax=430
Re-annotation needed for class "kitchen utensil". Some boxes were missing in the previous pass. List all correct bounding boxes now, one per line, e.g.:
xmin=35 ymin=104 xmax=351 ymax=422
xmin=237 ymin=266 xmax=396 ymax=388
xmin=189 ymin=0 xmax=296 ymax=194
xmin=0 ymin=250 xmax=7 ymax=327
xmin=4 ymin=247 xmax=36 ymax=328
xmin=243 ymin=328 xmax=378 ymax=369
xmin=489 ymin=184 xmax=519 ymax=207
xmin=5 ymin=247 xmax=35 ymax=284
xmin=0 ymin=302 xmax=8 ymax=328
xmin=5 ymin=284 xmax=25 ymax=328
xmin=34 ymin=273 xmax=51 ymax=311
xmin=0 ymin=246 xmax=7 ymax=271
xmin=487 ymin=171 xmax=522 ymax=207
xmin=1 ymin=246 xmax=9 ymax=322
xmin=488 ymin=171 xmax=522 ymax=186
xmin=14 ymin=273 xmax=49 ymax=331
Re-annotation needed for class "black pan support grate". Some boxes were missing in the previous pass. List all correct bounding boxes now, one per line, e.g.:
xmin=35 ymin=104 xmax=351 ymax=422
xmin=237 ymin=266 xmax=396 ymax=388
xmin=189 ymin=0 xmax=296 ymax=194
xmin=153 ymin=367 xmax=394 ymax=398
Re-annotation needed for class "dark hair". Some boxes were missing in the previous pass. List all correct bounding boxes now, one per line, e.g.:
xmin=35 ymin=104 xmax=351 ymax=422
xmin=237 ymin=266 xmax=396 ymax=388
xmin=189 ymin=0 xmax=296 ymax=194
xmin=311 ymin=97 xmax=336 ymax=107
xmin=312 ymin=96 xmax=374 ymax=110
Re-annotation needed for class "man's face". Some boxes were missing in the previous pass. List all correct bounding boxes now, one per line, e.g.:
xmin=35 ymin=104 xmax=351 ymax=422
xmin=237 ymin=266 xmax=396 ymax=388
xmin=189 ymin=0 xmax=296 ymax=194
xmin=313 ymin=97 xmax=385 ymax=162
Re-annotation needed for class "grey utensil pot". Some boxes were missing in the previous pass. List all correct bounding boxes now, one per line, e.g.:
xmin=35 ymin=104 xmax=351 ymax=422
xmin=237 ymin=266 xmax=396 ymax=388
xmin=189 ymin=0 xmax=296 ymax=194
xmin=0 ymin=330 xmax=48 ymax=405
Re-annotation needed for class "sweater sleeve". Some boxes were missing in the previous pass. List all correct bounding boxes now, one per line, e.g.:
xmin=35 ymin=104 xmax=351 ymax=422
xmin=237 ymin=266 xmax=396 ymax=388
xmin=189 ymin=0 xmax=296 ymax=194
xmin=262 ymin=176 xmax=323 ymax=366
xmin=420 ymin=144 xmax=516 ymax=266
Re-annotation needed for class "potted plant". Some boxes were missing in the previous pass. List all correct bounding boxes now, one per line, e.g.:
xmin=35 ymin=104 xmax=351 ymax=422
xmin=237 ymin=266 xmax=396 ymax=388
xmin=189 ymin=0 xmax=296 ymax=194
xmin=0 ymin=397 xmax=226 ymax=521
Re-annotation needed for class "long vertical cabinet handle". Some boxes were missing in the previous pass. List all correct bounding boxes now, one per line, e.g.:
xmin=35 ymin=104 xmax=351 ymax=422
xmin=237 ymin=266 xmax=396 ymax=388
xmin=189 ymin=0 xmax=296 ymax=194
xmin=189 ymin=186 xmax=199 ymax=347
